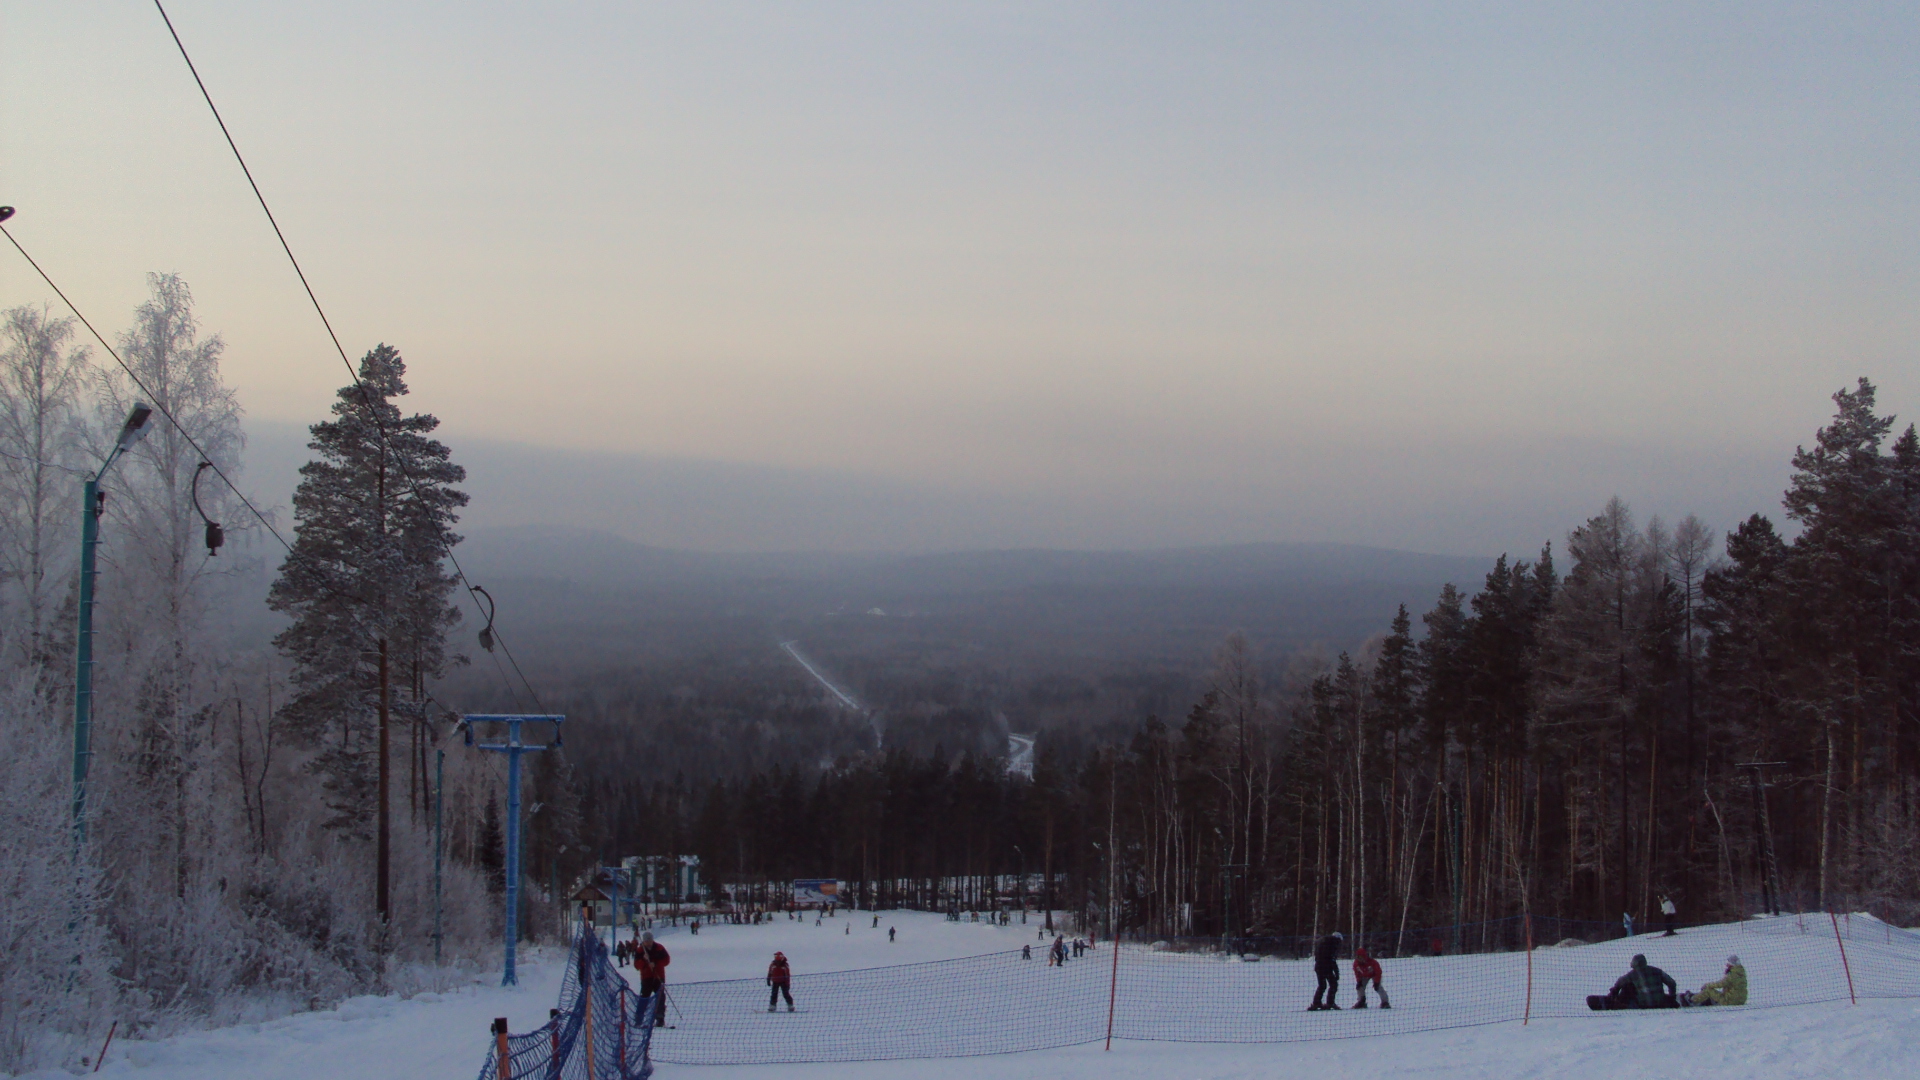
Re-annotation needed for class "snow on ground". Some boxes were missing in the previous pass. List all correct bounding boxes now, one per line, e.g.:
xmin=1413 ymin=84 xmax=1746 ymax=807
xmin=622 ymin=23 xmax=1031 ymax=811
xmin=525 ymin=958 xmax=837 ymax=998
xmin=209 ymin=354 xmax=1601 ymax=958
xmin=38 ymin=910 xmax=1920 ymax=1080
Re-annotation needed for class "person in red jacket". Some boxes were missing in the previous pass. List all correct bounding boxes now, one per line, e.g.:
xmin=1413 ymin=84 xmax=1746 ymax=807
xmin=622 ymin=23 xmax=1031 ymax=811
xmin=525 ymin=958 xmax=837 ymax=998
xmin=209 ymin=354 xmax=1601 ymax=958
xmin=1351 ymin=945 xmax=1390 ymax=1009
xmin=766 ymin=951 xmax=794 ymax=1012
xmin=636 ymin=931 xmax=671 ymax=1025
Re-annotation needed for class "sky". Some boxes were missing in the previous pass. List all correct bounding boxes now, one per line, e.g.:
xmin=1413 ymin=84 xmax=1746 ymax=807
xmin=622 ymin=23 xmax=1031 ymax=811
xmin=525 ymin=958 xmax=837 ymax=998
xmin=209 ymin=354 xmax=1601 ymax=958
xmin=3 ymin=2 xmax=1916 ymax=555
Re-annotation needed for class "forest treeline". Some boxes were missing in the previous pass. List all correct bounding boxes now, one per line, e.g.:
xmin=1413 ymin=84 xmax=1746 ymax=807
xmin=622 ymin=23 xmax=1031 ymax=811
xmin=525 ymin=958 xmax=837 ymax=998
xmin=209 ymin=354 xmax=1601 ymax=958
xmin=573 ymin=380 xmax=1920 ymax=941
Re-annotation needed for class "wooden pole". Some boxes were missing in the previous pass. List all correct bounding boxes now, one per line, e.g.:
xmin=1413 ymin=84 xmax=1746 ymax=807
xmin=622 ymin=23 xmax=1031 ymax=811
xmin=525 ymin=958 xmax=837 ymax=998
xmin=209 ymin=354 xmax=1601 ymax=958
xmin=492 ymin=1018 xmax=510 ymax=1080
xmin=1830 ymin=911 xmax=1857 ymax=1005
xmin=1523 ymin=913 xmax=1534 ymax=1025
xmin=1104 ymin=923 xmax=1121 ymax=1051
xmin=90 ymin=1021 xmax=117 ymax=1073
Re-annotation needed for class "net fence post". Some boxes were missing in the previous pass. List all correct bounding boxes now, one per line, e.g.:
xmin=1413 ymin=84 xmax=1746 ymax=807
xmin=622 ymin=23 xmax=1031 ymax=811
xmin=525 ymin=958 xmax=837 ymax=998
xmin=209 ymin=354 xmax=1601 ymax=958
xmin=493 ymin=1018 xmax=510 ymax=1080
xmin=1523 ymin=913 xmax=1533 ymax=1025
xmin=618 ymin=987 xmax=628 ymax=1076
xmin=1829 ymin=911 xmax=1857 ymax=1005
xmin=1104 ymin=932 xmax=1121 ymax=1051
xmin=549 ymin=1009 xmax=559 ymax=1071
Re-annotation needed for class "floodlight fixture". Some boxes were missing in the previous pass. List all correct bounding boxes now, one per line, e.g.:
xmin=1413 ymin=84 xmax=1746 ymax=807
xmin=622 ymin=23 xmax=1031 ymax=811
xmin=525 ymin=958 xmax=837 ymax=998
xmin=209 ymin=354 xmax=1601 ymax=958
xmin=114 ymin=402 xmax=156 ymax=452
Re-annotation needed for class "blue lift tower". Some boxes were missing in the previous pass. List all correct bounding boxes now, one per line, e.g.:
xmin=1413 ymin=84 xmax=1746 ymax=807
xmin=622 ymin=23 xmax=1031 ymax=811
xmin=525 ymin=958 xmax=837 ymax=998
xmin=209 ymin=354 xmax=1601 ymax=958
xmin=462 ymin=714 xmax=563 ymax=986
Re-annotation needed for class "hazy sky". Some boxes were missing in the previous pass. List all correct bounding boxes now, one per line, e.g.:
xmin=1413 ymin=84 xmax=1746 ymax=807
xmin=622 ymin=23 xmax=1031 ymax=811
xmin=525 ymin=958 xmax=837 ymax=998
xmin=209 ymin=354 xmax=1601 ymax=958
xmin=4 ymin=3 xmax=1916 ymax=554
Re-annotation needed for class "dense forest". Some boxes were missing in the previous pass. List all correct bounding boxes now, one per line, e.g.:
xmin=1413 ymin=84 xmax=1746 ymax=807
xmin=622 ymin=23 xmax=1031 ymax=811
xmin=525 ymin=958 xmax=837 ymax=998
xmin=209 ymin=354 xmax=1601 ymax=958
xmin=555 ymin=380 xmax=1920 ymax=942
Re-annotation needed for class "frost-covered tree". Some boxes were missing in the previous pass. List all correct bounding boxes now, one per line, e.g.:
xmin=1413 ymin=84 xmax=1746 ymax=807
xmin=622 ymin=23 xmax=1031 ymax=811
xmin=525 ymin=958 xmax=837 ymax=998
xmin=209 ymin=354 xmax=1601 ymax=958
xmin=269 ymin=343 xmax=467 ymax=923
xmin=0 ymin=305 xmax=91 ymax=670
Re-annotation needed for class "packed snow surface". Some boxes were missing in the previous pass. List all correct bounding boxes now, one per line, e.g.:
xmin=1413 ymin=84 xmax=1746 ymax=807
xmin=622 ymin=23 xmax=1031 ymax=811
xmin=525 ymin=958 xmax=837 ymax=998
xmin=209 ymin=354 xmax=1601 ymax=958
xmin=40 ymin=910 xmax=1920 ymax=1080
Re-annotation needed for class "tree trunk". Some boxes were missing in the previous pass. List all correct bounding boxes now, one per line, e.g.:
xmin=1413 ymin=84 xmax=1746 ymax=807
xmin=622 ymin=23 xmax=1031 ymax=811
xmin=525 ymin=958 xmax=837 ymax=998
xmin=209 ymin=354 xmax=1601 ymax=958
xmin=378 ymin=637 xmax=391 ymax=923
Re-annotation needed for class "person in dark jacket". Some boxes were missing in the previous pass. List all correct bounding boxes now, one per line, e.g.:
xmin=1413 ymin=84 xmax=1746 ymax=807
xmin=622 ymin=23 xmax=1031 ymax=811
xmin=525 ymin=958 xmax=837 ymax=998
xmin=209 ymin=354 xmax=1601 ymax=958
xmin=636 ymin=932 xmax=672 ymax=1025
xmin=1309 ymin=932 xmax=1344 ymax=1010
xmin=1591 ymin=953 xmax=1676 ymax=1010
xmin=766 ymin=951 xmax=794 ymax=1012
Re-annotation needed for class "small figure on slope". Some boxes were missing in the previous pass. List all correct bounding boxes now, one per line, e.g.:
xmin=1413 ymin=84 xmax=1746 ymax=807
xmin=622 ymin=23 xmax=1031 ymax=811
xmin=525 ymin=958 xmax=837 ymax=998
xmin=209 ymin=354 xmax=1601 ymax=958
xmin=1659 ymin=895 xmax=1677 ymax=937
xmin=1309 ymin=931 xmax=1344 ymax=1010
xmin=1351 ymin=945 xmax=1390 ymax=1009
xmin=767 ymin=951 xmax=795 ymax=1012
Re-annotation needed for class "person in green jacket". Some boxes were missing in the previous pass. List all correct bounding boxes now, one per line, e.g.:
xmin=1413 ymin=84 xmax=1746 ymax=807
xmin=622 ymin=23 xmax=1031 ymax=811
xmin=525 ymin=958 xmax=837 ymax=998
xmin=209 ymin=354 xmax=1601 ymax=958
xmin=1691 ymin=955 xmax=1748 ymax=1006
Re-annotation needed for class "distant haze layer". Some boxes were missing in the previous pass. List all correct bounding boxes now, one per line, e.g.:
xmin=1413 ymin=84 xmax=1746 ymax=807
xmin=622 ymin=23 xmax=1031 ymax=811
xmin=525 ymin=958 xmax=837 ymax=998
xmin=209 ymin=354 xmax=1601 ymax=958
xmin=6 ymin=4 xmax=1914 ymax=555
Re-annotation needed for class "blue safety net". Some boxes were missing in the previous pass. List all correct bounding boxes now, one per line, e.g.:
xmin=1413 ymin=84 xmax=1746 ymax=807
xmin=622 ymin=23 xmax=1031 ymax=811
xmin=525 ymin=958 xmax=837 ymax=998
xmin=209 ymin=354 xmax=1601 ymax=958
xmin=472 ymin=929 xmax=657 ymax=1080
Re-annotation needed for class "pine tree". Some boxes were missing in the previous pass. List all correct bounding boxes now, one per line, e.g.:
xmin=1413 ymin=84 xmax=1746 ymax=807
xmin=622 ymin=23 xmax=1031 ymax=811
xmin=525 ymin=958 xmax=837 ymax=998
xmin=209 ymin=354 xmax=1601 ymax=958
xmin=268 ymin=344 xmax=467 ymax=923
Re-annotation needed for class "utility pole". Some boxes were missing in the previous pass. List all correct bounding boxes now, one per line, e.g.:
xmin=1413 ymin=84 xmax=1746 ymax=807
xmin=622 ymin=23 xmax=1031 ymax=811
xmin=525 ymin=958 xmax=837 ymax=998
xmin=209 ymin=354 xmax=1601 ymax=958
xmin=463 ymin=715 xmax=563 ymax=985
xmin=1736 ymin=762 xmax=1787 ymax=916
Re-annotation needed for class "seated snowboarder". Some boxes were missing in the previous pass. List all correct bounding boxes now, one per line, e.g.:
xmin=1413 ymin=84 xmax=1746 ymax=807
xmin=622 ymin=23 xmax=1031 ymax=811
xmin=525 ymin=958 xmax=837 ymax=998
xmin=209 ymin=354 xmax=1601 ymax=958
xmin=1352 ymin=945 xmax=1390 ymax=1009
xmin=1589 ymin=953 xmax=1677 ymax=1010
xmin=1687 ymin=955 xmax=1747 ymax=1006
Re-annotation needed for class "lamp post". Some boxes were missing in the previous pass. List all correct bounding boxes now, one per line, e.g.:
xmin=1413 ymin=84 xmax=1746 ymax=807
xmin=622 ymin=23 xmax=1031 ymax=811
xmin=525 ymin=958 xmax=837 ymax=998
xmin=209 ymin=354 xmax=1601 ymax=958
xmin=72 ymin=402 xmax=156 ymax=845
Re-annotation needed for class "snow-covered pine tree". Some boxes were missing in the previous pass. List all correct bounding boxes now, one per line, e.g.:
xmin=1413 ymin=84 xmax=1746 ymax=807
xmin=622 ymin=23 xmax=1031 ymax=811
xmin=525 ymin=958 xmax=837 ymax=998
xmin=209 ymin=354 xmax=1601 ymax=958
xmin=269 ymin=343 xmax=467 ymax=925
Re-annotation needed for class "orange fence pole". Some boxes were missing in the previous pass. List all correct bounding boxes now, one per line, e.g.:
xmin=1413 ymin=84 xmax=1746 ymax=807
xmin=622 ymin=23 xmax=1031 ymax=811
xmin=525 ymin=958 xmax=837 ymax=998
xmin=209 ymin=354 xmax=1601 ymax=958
xmin=1829 ymin=911 xmax=1857 ymax=1005
xmin=585 ymin=985 xmax=596 ymax=1080
xmin=493 ymin=1018 xmax=510 ymax=1080
xmin=1523 ymin=914 xmax=1534 ymax=1025
xmin=548 ymin=1008 xmax=559 ymax=1068
xmin=1103 ymin=934 xmax=1121 ymax=1051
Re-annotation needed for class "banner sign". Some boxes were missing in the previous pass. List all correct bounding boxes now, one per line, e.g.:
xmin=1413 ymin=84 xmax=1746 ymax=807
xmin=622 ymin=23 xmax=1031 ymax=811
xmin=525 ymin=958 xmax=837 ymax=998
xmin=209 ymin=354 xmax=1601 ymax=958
xmin=792 ymin=879 xmax=841 ymax=905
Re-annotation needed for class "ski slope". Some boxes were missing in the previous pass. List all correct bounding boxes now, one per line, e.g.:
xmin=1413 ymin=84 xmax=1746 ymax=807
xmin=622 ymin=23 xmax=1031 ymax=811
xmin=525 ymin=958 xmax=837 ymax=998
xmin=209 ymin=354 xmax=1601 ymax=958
xmin=39 ymin=910 xmax=1920 ymax=1080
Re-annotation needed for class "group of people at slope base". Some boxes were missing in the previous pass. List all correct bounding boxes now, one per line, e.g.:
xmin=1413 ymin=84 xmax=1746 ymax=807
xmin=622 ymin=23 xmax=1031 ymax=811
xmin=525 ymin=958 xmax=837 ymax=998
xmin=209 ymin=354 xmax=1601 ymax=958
xmin=1023 ymin=933 xmax=1094 ymax=965
xmin=1589 ymin=954 xmax=1749 ymax=1011
xmin=1307 ymin=933 xmax=1391 ymax=1011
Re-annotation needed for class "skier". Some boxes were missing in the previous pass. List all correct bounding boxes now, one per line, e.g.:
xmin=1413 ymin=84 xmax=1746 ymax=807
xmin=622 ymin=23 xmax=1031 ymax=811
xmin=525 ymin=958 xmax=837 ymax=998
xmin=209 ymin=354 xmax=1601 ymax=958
xmin=873 ymin=915 xmax=880 ymax=929
xmin=1351 ymin=945 xmax=1390 ymax=1009
xmin=1050 ymin=935 xmax=1067 ymax=966
xmin=1660 ymin=895 xmax=1677 ymax=937
xmin=1023 ymin=943 xmax=1032 ymax=960
xmin=1622 ymin=911 xmax=1635 ymax=938
xmin=888 ymin=925 xmax=896 ymax=943
xmin=636 ymin=931 xmax=672 ymax=1024
xmin=1309 ymin=931 xmax=1343 ymax=1010
xmin=766 ymin=951 xmax=794 ymax=1012
xmin=1687 ymin=955 xmax=1748 ymax=1007
xmin=1588 ymin=954 xmax=1676 ymax=1010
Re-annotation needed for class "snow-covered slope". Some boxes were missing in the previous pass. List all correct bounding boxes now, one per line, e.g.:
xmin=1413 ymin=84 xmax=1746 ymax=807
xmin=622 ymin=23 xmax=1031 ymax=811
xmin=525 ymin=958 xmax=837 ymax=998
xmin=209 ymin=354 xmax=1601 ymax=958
xmin=41 ymin=911 xmax=1920 ymax=1080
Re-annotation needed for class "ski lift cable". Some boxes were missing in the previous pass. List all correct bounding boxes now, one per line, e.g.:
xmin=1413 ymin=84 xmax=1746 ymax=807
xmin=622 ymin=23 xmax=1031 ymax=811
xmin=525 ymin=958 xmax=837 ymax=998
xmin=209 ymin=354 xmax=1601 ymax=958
xmin=0 ymin=222 xmax=493 ymax=719
xmin=149 ymin=0 xmax=543 ymax=711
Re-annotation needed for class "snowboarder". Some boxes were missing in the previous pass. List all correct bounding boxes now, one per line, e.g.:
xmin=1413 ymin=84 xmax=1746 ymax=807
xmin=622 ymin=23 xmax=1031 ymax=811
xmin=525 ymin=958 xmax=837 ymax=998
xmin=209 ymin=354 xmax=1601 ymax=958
xmin=1588 ymin=953 xmax=1676 ymax=1010
xmin=1687 ymin=955 xmax=1747 ymax=1006
xmin=1659 ymin=895 xmax=1677 ymax=936
xmin=1309 ymin=931 xmax=1344 ymax=1010
xmin=636 ymin=931 xmax=672 ymax=1024
xmin=766 ymin=951 xmax=794 ymax=1012
xmin=1351 ymin=945 xmax=1390 ymax=1009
